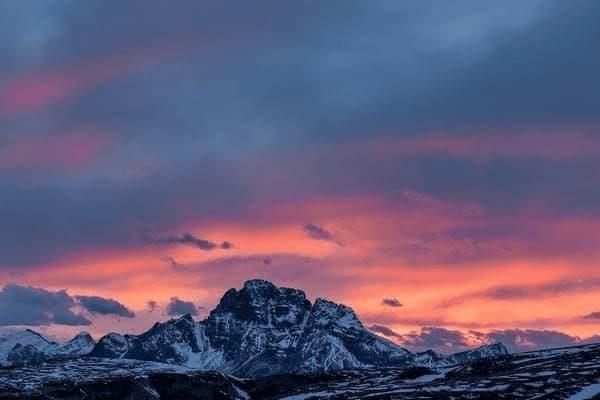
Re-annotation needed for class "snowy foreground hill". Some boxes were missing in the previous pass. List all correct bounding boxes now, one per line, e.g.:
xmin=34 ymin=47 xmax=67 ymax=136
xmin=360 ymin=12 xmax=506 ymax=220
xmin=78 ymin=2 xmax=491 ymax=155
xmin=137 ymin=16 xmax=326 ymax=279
xmin=1 ymin=343 xmax=600 ymax=399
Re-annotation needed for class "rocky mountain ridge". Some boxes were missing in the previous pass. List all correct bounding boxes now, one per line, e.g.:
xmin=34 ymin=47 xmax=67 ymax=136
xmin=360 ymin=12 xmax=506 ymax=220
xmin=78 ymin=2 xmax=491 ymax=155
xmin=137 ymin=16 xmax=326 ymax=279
xmin=0 ymin=279 xmax=507 ymax=377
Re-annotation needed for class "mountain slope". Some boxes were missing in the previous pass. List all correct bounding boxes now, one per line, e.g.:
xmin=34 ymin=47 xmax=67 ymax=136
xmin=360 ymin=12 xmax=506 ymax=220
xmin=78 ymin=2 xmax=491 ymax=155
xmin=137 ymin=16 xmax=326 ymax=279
xmin=415 ymin=343 xmax=509 ymax=368
xmin=0 ymin=330 xmax=95 ymax=366
xmin=0 ymin=329 xmax=57 ymax=365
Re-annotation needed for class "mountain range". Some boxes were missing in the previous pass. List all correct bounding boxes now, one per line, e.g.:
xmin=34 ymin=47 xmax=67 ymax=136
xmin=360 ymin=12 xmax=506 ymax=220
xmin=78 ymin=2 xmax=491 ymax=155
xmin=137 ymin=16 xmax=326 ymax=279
xmin=0 ymin=279 xmax=508 ymax=377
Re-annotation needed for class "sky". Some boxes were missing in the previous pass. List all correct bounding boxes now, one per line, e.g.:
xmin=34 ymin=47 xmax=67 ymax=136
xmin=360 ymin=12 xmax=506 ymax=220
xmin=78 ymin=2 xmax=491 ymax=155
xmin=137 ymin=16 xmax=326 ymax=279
xmin=1 ymin=0 xmax=600 ymax=354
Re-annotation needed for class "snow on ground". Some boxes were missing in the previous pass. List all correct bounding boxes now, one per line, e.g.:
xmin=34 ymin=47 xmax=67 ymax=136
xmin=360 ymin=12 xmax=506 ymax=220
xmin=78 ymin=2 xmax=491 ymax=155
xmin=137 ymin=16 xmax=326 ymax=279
xmin=567 ymin=383 xmax=600 ymax=400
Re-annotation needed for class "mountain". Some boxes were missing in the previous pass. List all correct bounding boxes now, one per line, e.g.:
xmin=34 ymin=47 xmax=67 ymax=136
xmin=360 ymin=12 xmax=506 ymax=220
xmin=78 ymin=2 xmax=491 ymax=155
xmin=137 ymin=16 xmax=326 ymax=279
xmin=0 ymin=330 xmax=95 ymax=367
xmin=0 ymin=279 xmax=509 ymax=376
xmin=90 ymin=279 xmax=413 ymax=377
xmin=54 ymin=331 xmax=96 ymax=358
xmin=88 ymin=332 xmax=131 ymax=358
xmin=415 ymin=343 xmax=509 ymax=368
xmin=0 ymin=329 xmax=57 ymax=366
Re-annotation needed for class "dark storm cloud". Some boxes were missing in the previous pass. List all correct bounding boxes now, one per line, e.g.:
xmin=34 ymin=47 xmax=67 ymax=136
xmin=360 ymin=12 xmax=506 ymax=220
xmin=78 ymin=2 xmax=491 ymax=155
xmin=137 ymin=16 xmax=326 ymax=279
xmin=1 ymin=0 xmax=600 ymax=269
xmin=0 ymin=284 xmax=90 ymax=326
xmin=382 ymin=298 xmax=403 ymax=308
xmin=75 ymin=295 xmax=135 ymax=318
xmin=147 ymin=233 xmax=232 ymax=251
xmin=368 ymin=324 xmax=402 ymax=340
xmin=166 ymin=297 xmax=199 ymax=316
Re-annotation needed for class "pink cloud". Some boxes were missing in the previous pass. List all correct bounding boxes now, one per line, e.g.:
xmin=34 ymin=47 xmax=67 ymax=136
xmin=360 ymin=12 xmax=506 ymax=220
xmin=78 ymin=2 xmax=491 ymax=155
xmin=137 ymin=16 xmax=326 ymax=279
xmin=0 ymin=43 xmax=185 ymax=119
xmin=335 ymin=127 xmax=600 ymax=161
xmin=0 ymin=132 xmax=110 ymax=170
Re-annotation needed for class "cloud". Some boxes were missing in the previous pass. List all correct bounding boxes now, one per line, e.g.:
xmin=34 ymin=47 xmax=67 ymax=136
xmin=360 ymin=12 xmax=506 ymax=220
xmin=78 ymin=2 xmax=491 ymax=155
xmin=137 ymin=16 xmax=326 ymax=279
xmin=0 ymin=132 xmax=110 ymax=170
xmin=0 ymin=284 xmax=90 ymax=326
xmin=146 ymin=232 xmax=233 ymax=251
xmin=441 ymin=278 xmax=600 ymax=308
xmin=160 ymin=255 xmax=186 ymax=272
xmin=302 ymin=223 xmax=342 ymax=245
xmin=369 ymin=324 xmax=600 ymax=354
xmin=368 ymin=324 xmax=402 ymax=340
xmin=583 ymin=311 xmax=600 ymax=319
xmin=75 ymin=295 xmax=135 ymax=318
xmin=335 ymin=132 xmax=600 ymax=162
xmin=146 ymin=300 xmax=157 ymax=312
xmin=0 ymin=40 xmax=182 ymax=119
xmin=381 ymin=298 xmax=403 ymax=308
xmin=482 ymin=329 xmax=579 ymax=353
xmin=166 ymin=297 xmax=200 ymax=316
xmin=400 ymin=327 xmax=470 ymax=353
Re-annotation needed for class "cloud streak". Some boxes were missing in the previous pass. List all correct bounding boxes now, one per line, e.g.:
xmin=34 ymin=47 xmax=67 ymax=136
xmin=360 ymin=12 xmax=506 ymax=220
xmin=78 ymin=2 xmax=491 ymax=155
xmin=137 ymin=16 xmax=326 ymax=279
xmin=441 ymin=278 xmax=600 ymax=308
xmin=75 ymin=295 xmax=135 ymax=318
xmin=146 ymin=232 xmax=233 ymax=251
xmin=381 ymin=298 xmax=403 ymax=307
xmin=166 ymin=297 xmax=200 ymax=316
xmin=0 ymin=132 xmax=110 ymax=170
xmin=368 ymin=324 xmax=402 ymax=340
xmin=302 ymin=223 xmax=342 ymax=245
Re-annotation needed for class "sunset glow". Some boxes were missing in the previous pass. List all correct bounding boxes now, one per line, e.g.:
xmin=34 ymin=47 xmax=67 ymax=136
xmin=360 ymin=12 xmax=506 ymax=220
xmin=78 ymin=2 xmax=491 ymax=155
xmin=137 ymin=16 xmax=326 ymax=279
xmin=1 ymin=1 xmax=599 ymax=355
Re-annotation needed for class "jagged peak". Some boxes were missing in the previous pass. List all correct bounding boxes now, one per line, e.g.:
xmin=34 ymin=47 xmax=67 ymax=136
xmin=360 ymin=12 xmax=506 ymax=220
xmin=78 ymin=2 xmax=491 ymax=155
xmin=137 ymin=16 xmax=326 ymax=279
xmin=243 ymin=279 xmax=276 ymax=289
xmin=241 ymin=279 xmax=307 ymax=298
xmin=71 ymin=331 xmax=93 ymax=341
xmin=103 ymin=332 xmax=126 ymax=342
xmin=173 ymin=313 xmax=195 ymax=323
xmin=22 ymin=329 xmax=52 ymax=342
xmin=215 ymin=279 xmax=309 ymax=306
xmin=311 ymin=298 xmax=363 ymax=329
xmin=477 ymin=342 xmax=509 ymax=354
xmin=144 ymin=314 xmax=196 ymax=335
xmin=313 ymin=298 xmax=356 ymax=315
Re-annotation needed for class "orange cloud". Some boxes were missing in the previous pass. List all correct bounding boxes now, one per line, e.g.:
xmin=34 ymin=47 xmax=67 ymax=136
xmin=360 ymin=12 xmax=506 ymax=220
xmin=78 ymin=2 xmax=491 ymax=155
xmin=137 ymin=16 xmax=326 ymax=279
xmin=3 ymin=192 xmax=600 ymax=342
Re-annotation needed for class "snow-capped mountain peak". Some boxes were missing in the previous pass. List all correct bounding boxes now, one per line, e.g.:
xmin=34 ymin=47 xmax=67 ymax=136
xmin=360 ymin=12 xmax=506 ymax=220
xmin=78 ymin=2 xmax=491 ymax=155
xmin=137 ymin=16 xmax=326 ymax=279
xmin=85 ymin=279 xmax=414 ymax=376
xmin=1 ymin=280 xmax=511 ymax=376
xmin=0 ymin=330 xmax=95 ymax=366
